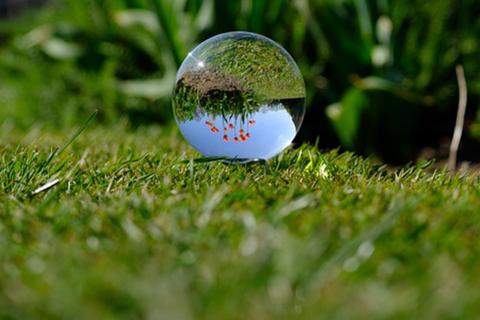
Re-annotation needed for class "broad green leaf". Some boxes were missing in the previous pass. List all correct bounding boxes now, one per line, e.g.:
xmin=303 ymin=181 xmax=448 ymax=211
xmin=326 ymin=88 xmax=368 ymax=149
xmin=194 ymin=0 xmax=214 ymax=31
xmin=41 ymin=38 xmax=83 ymax=60
xmin=151 ymin=0 xmax=188 ymax=68
xmin=114 ymin=9 xmax=160 ymax=33
xmin=118 ymin=75 xmax=175 ymax=100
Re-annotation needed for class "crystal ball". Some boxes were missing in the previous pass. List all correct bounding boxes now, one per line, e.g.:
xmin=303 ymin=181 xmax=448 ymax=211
xmin=172 ymin=31 xmax=306 ymax=162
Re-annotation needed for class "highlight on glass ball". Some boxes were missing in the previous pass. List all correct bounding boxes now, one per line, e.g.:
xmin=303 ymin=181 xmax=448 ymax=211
xmin=172 ymin=31 xmax=306 ymax=162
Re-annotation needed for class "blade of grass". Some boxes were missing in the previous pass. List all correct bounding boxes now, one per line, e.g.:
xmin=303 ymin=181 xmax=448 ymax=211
xmin=57 ymin=110 xmax=98 ymax=156
xmin=38 ymin=110 xmax=98 ymax=173
xmin=150 ymin=0 xmax=187 ymax=68
xmin=248 ymin=0 xmax=268 ymax=33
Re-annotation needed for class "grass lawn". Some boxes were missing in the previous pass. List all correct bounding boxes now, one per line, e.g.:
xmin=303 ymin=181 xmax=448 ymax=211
xmin=1 ymin=122 xmax=480 ymax=319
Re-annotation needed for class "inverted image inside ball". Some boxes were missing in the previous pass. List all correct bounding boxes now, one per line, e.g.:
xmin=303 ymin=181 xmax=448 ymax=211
xmin=173 ymin=31 xmax=306 ymax=162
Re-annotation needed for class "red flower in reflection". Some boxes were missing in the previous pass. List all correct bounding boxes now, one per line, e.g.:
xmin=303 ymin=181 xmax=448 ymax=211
xmin=205 ymin=117 xmax=257 ymax=143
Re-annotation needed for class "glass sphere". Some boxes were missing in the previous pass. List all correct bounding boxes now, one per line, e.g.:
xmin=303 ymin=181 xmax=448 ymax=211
xmin=173 ymin=31 xmax=306 ymax=162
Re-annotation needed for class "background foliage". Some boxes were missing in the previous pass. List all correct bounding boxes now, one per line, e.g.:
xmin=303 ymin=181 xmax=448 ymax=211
xmin=1 ymin=0 xmax=480 ymax=162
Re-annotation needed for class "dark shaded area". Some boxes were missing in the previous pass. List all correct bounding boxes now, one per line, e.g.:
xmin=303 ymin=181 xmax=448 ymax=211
xmin=0 ymin=0 xmax=46 ymax=16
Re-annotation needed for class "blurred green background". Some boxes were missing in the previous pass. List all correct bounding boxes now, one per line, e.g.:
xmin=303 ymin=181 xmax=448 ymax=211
xmin=1 ymin=0 xmax=479 ymax=163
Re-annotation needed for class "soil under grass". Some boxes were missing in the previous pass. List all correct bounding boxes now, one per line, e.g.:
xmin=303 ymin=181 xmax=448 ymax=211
xmin=2 ymin=124 xmax=480 ymax=319
xmin=179 ymin=69 xmax=250 ymax=95
xmin=173 ymin=68 xmax=260 ymax=122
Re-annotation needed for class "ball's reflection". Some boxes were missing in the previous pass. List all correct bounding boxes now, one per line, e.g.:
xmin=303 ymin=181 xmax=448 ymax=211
xmin=173 ymin=32 xmax=306 ymax=161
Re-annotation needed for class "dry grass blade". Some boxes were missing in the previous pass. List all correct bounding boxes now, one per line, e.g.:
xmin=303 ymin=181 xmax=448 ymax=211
xmin=32 ymin=179 xmax=60 ymax=195
xmin=448 ymin=65 xmax=468 ymax=172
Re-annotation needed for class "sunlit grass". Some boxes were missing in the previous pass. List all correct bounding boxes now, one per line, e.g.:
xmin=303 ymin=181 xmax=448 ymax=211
xmin=1 ymin=123 xmax=480 ymax=319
